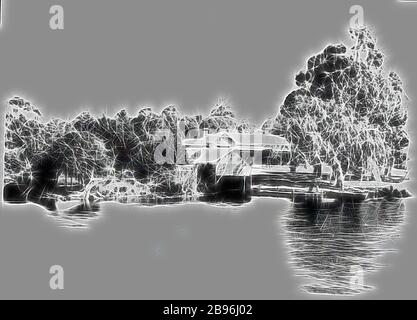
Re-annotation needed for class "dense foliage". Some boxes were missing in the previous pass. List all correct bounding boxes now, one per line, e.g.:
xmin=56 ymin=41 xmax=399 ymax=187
xmin=264 ymin=26 xmax=409 ymax=185
xmin=4 ymin=26 xmax=409 ymax=195
xmin=4 ymin=97 xmax=249 ymax=193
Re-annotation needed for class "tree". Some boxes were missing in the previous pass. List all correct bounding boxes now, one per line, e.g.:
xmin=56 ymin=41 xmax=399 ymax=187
xmin=4 ymin=98 xmax=47 ymax=182
xmin=40 ymin=130 xmax=112 ymax=188
xmin=200 ymin=98 xmax=244 ymax=132
xmin=272 ymin=26 xmax=409 ymax=186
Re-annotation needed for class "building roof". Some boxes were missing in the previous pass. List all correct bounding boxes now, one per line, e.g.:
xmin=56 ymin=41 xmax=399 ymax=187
xmin=182 ymin=131 xmax=290 ymax=149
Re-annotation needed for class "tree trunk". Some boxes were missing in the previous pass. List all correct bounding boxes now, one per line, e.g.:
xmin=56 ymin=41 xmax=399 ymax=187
xmin=64 ymin=166 xmax=68 ymax=191
xmin=336 ymin=164 xmax=345 ymax=191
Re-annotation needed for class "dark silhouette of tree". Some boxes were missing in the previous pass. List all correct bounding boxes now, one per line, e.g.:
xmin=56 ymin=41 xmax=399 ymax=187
xmin=40 ymin=130 xmax=112 ymax=187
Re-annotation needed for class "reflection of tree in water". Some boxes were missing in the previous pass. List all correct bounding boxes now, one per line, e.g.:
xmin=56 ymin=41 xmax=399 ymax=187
xmin=48 ymin=196 xmax=251 ymax=229
xmin=282 ymin=199 xmax=406 ymax=296
xmin=47 ymin=201 xmax=102 ymax=229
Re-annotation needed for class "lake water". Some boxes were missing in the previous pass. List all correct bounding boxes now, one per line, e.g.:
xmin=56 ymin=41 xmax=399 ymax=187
xmin=281 ymin=199 xmax=406 ymax=296
xmin=43 ymin=195 xmax=407 ymax=297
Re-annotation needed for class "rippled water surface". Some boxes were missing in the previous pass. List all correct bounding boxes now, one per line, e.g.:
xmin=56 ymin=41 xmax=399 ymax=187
xmin=282 ymin=199 xmax=406 ymax=295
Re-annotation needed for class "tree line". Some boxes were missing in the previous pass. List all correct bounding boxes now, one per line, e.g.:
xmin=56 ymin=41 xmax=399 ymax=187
xmin=4 ymin=26 xmax=409 ymax=193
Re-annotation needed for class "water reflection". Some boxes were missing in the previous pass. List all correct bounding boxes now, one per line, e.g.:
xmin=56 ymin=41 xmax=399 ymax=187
xmin=281 ymin=199 xmax=406 ymax=296
xmin=33 ymin=192 xmax=408 ymax=297
xmin=49 ymin=195 xmax=251 ymax=229
xmin=48 ymin=201 xmax=101 ymax=229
